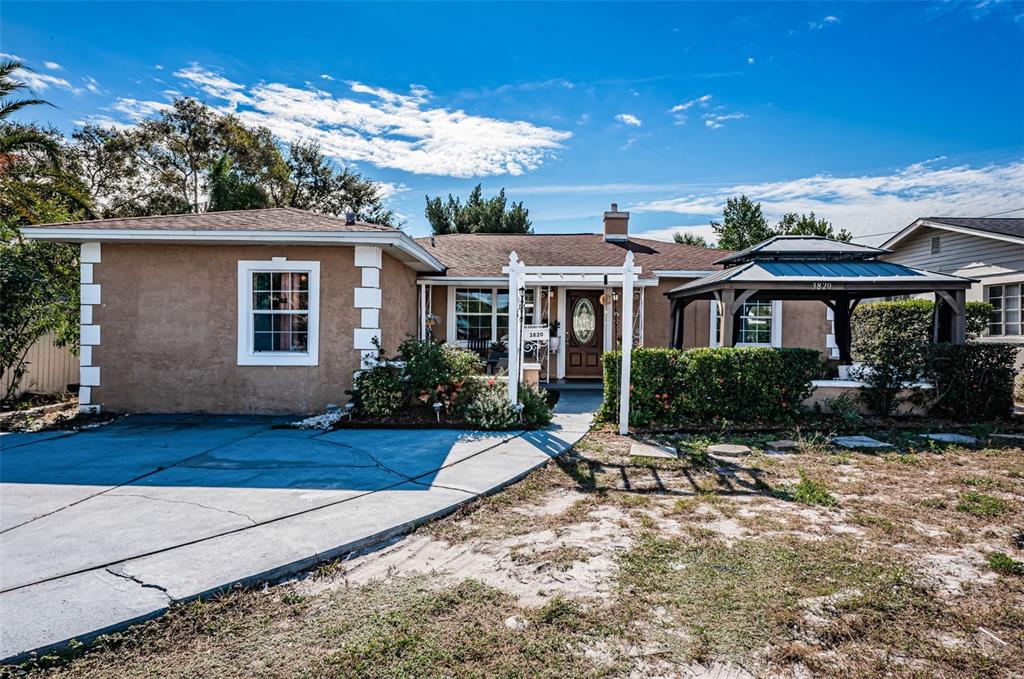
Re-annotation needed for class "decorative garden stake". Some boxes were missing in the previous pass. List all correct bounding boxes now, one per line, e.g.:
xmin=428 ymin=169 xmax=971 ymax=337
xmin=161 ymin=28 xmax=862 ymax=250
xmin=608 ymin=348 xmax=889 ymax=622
xmin=433 ymin=401 xmax=443 ymax=422
xmin=514 ymin=402 xmax=524 ymax=423
xmin=344 ymin=402 xmax=355 ymax=421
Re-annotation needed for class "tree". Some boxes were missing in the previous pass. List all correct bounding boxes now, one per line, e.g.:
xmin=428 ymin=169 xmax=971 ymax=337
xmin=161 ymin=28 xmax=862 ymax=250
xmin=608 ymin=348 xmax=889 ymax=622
xmin=283 ymin=140 xmax=398 ymax=227
xmin=710 ymin=195 xmax=773 ymax=250
xmin=0 ymin=63 xmax=85 ymax=400
xmin=776 ymin=211 xmax=852 ymax=242
xmin=673 ymin=232 xmax=712 ymax=247
xmin=207 ymin=154 xmax=270 ymax=211
xmin=424 ymin=184 xmax=531 ymax=235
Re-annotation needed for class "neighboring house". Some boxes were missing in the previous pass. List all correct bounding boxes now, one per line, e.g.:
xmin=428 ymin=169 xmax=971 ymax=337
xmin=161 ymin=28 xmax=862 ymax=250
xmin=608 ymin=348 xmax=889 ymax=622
xmin=881 ymin=217 xmax=1023 ymax=348
xmin=22 ymin=205 xmax=834 ymax=415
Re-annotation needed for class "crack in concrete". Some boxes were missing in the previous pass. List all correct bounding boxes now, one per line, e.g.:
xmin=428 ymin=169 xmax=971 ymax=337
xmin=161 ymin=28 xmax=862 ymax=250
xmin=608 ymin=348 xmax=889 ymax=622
xmin=0 ymin=427 xmax=267 ymax=536
xmin=106 ymin=492 xmax=258 ymax=525
xmin=104 ymin=568 xmax=171 ymax=600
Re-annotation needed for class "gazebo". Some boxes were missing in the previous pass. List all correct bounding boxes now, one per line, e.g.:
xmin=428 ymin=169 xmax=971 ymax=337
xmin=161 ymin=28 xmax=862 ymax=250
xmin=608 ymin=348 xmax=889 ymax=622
xmin=666 ymin=236 xmax=974 ymax=362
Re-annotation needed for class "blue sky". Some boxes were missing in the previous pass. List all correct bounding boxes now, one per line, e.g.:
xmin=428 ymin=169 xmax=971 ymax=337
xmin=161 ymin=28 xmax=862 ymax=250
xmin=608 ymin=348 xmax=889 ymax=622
xmin=3 ymin=1 xmax=1023 ymax=242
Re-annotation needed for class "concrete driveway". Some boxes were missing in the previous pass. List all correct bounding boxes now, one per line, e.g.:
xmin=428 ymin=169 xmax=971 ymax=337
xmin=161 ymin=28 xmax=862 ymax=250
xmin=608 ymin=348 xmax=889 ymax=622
xmin=0 ymin=391 xmax=598 ymax=661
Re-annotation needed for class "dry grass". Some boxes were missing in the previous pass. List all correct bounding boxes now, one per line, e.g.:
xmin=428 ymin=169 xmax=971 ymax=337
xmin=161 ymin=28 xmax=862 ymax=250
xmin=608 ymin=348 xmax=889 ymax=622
xmin=9 ymin=427 xmax=1024 ymax=679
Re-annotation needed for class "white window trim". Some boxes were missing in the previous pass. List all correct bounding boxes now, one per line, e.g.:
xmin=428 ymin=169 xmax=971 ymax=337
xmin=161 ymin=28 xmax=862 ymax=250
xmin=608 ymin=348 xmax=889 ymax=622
xmin=237 ymin=259 xmax=320 ymax=366
xmin=985 ymin=283 xmax=1022 ymax=338
xmin=448 ymin=286 xmax=537 ymax=346
xmin=709 ymin=299 xmax=782 ymax=347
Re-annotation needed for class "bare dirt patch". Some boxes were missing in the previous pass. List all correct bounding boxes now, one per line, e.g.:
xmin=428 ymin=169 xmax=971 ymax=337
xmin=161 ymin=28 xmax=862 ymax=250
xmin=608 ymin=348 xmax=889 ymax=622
xmin=11 ymin=427 xmax=1023 ymax=679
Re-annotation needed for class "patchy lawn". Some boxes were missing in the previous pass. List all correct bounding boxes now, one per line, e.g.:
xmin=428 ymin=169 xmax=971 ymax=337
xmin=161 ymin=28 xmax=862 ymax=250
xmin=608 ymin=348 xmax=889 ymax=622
xmin=11 ymin=428 xmax=1024 ymax=678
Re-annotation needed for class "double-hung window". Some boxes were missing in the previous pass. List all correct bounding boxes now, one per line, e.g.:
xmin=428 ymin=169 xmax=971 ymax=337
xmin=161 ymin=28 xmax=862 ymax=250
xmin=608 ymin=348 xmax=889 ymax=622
xmin=986 ymin=283 xmax=1021 ymax=337
xmin=454 ymin=287 xmax=535 ymax=344
xmin=709 ymin=299 xmax=781 ymax=347
xmin=237 ymin=259 xmax=320 ymax=365
xmin=737 ymin=301 xmax=774 ymax=345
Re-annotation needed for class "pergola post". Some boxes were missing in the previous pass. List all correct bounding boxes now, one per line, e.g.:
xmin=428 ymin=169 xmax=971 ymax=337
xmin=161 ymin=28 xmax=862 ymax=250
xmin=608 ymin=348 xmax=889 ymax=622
xmin=720 ymin=289 xmax=736 ymax=347
xmin=507 ymin=251 xmax=523 ymax=404
xmin=618 ymin=251 xmax=635 ymax=436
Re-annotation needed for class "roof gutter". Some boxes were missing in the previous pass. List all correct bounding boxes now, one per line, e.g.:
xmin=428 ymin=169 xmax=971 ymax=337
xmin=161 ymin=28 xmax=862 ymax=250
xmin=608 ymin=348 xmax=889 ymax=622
xmin=19 ymin=227 xmax=446 ymax=273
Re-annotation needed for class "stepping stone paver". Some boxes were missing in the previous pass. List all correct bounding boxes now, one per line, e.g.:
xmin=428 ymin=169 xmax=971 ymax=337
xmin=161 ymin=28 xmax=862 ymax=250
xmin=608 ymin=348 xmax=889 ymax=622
xmin=630 ymin=442 xmax=678 ymax=459
xmin=708 ymin=443 xmax=752 ymax=457
xmin=992 ymin=433 xmax=1024 ymax=442
xmin=766 ymin=439 xmax=798 ymax=451
xmin=832 ymin=435 xmax=894 ymax=450
xmin=918 ymin=433 xmax=977 ymax=445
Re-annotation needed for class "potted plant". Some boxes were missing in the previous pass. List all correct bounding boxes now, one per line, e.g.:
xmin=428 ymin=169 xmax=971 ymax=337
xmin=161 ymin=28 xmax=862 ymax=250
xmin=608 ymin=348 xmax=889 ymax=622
xmin=548 ymin=320 xmax=561 ymax=352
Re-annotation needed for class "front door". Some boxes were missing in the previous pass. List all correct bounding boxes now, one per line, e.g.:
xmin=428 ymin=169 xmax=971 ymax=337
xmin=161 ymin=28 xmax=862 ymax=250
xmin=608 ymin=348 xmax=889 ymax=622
xmin=566 ymin=290 xmax=603 ymax=378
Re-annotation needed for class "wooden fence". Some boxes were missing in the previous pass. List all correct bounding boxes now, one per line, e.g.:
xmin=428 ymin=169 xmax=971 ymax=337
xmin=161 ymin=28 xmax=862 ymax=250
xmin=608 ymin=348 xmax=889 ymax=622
xmin=1 ymin=333 xmax=78 ymax=399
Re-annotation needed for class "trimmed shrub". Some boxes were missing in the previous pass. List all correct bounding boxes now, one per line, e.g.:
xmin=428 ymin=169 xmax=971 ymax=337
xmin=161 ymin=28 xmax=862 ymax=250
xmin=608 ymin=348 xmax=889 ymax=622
xmin=850 ymin=300 xmax=994 ymax=415
xmin=926 ymin=343 xmax=1017 ymax=421
xmin=518 ymin=383 xmax=554 ymax=428
xmin=462 ymin=379 xmax=517 ymax=430
xmin=352 ymin=363 xmax=404 ymax=417
xmin=1015 ymin=371 xmax=1024 ymax=404
xmin=600 ymin=347 xmax=821 ymax=427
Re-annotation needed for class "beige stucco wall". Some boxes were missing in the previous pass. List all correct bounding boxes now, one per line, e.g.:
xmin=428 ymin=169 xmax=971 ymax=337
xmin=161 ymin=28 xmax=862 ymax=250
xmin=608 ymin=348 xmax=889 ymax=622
xmin=379 ymin=253 xmax=419 ymax=356
xmin=92 ymin=244 xmax=416 ymax=415
xmin=643 ymin=278 xmax=710 ymax=349
xmin=781 ymin=301 xmax=831 ymax=356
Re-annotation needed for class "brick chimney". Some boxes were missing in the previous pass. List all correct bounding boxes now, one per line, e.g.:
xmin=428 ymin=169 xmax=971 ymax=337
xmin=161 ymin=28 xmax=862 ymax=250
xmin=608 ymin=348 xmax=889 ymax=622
xmin=603 ymin=202 xmax=629 ymax=242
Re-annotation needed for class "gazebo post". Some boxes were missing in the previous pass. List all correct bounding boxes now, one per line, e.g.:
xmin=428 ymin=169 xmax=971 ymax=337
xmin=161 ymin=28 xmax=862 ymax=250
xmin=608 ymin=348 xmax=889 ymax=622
xmin=936 ymin=289 xmax=967 ymax=344
xmin=832 ymin=293 xmax=853 ymax=363
xmin=720 ymin=289 xmax=736 ymax=347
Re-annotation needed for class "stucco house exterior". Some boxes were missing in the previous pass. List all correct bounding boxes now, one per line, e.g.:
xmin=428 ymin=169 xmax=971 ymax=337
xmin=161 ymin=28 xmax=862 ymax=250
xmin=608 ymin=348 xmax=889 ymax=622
xmin=881 ymin=217 xmax=1023 ymax=351
xmin=23 ymin=204 xmax=837 ymax=415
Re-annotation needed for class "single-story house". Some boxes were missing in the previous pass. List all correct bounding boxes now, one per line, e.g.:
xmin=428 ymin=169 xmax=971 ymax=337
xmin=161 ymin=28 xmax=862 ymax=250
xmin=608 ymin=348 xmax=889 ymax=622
xmin=880 ymin=217 xmax=1023 ymax=348
xmin=23 ymin=204 xmax=838 ymax=415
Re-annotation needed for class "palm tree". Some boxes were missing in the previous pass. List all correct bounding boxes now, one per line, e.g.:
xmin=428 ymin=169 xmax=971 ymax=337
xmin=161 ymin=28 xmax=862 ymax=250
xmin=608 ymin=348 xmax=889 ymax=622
xmin=0 ymin=59 xmax=92 ymax=221
xmin=0 ymin=59 xmax=62 ymax=168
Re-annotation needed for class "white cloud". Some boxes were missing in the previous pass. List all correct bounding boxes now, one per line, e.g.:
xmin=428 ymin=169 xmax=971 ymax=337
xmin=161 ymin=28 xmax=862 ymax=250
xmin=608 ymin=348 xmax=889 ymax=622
xmin=669 ymin=94 xmax=712 ymax=124
xmin=320 ymin=74 xmax=335 ymax=81
xmin=83 ymin=76 xmax=100 ymax=93
xmin=157 ymin=63 xmax=571 ymax=178
xmin=747 ymin=57 xmax=755 ymax=65
xmin=43 ymin=61 xmax=62 ymax=70
xmin=154 ymin=64 xmax=164 ymax=70
xmin=0 ymin=52 xmax=23 ymax=60
xmin=615 ymin=113 xmax=642 ymax=127
xmin=703 ymin=112 xmax=747 ymax=129
xmin=809 ymin=15 xmax=840 ymax=29
xmin=635 ymin=223 xmax=721 ymax=245
xmin=633 ymin=159 xmax=1024 ymax=242
xmin=109 ymin=98 xmax=173 ymax=122
xmin=12 ymin=67 xmax=82 ymax=94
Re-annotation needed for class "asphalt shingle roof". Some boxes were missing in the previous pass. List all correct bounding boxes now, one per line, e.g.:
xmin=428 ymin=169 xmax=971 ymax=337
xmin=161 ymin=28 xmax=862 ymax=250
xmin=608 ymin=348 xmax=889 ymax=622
xmin=414 ymin=233 xmax=729 ymax=277
xmin=29 ymin=207 xmax=396 ymax=233
xmin=923 ymin=217 xmax=1024 ymax=240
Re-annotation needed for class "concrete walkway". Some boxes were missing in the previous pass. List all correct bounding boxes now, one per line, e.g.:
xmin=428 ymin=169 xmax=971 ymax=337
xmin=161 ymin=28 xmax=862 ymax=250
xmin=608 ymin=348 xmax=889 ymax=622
xmin=0 ymin=391 xmax=600 ymax=662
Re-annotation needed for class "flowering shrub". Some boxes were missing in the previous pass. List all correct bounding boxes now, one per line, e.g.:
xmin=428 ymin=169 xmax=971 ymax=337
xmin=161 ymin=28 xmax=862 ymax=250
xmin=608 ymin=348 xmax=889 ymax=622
xmin=398 ymin=336 xmax=483 ymax=411
xmin=461 ymin=379 xmax=517 ymax=430
xmin=926 ymin=343 xmax=1017 ymax=421
xmin=600 ymin=347 xmax=821 ymax=427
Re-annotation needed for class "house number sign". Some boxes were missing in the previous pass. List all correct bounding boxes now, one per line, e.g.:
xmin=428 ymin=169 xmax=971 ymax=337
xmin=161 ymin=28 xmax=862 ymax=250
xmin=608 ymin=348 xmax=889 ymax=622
xmin=523 ymin=325 xmax=549 ymax=342
xmin=810 ymin=281 xmax=833 ymax=290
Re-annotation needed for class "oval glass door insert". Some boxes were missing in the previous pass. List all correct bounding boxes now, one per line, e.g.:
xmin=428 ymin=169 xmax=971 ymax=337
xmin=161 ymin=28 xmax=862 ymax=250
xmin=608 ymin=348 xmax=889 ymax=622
xmin=572 ymin=298 xmax=596 ymax=344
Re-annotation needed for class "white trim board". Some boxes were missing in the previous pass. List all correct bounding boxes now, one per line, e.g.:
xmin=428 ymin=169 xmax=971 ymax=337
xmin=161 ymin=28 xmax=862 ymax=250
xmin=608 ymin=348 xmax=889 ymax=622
xmin=22 ymin=228 xmax=445 ymax=273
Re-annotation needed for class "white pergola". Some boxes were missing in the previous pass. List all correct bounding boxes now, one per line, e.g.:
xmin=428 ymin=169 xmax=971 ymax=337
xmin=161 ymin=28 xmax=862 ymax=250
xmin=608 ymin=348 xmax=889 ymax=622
xmin=504 ymin=251 xmax=640 ymax=435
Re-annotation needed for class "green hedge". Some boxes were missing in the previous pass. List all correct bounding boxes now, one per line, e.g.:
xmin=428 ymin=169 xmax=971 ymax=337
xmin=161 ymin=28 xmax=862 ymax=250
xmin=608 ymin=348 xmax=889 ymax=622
xmin=852 ymin=299 xmax=994 ymax=364
xmin=600 ymin=347 xmax=822 ymax=427
xmin=926 ymin=343 xmax=1017 ymax=421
